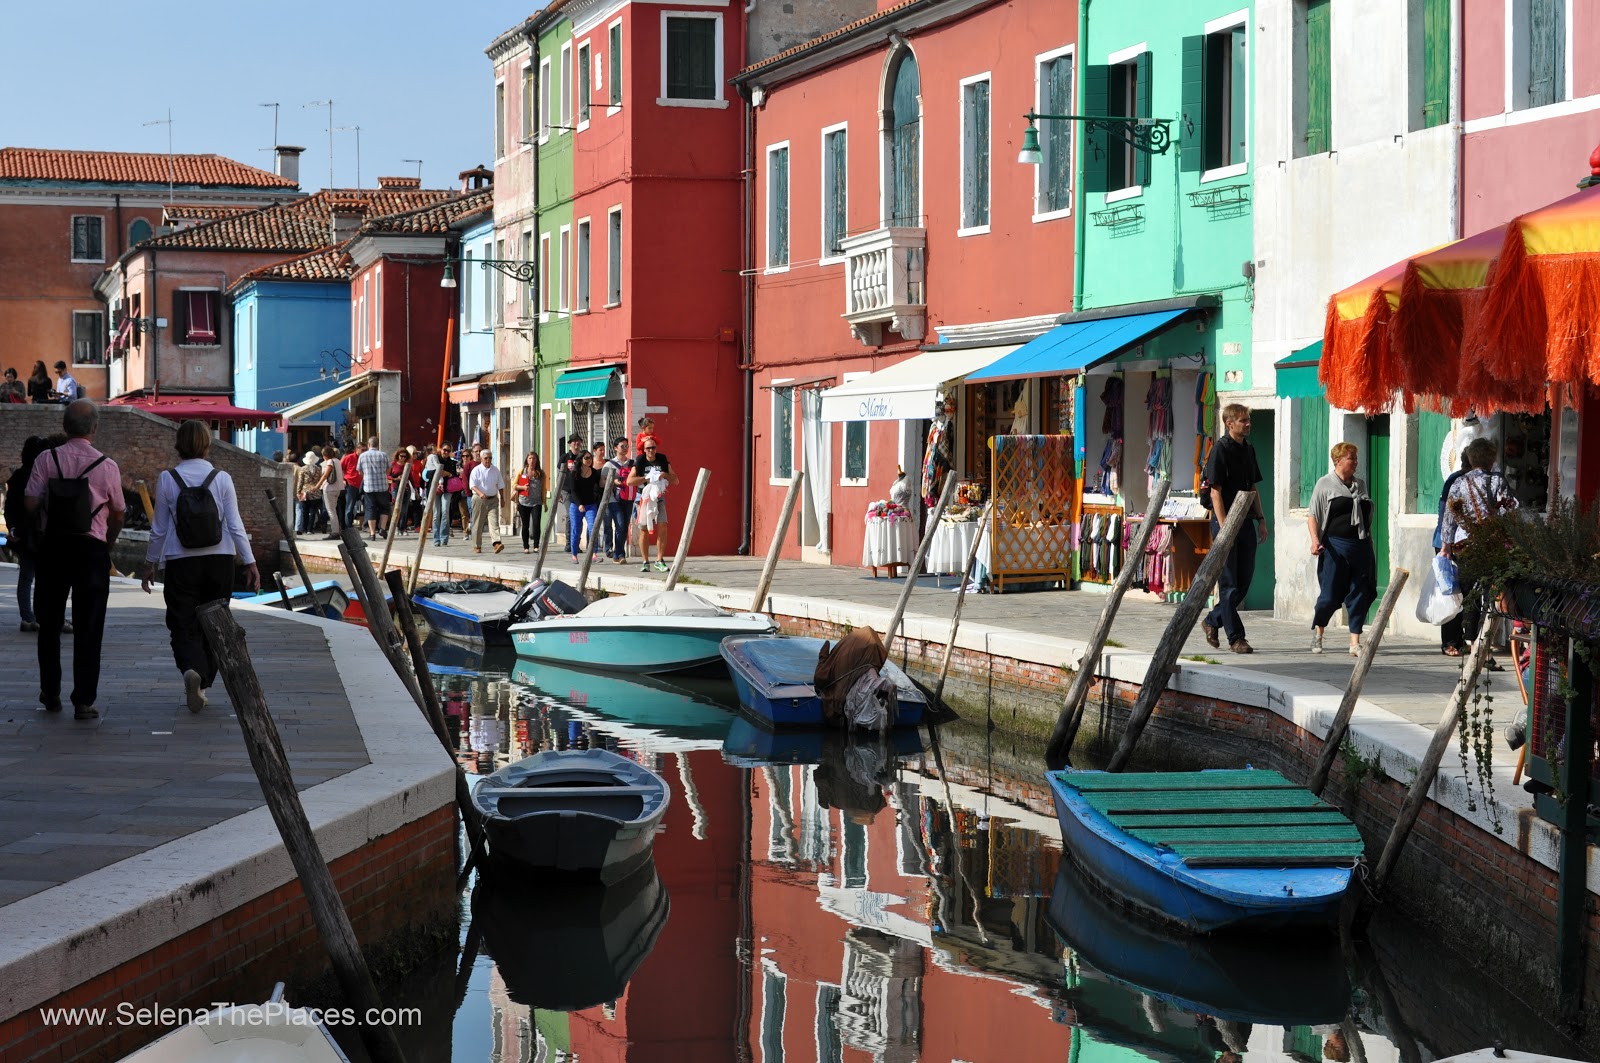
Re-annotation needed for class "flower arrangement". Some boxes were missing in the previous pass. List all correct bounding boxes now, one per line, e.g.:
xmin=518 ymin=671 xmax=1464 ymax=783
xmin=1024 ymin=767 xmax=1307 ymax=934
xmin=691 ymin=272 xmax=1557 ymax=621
xmin=865 ymin=500 xmax=912 ymax=522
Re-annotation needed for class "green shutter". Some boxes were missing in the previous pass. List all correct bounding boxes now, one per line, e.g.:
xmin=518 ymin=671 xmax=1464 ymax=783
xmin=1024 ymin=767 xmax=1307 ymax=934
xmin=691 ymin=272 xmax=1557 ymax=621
xmin=1421 ymin=0 xmax=1449 ymax=126
xmin=844 ymin=421 xmax=866 ymax=479
xmin=891 ymin=56 xmax=921 ymax=226
xmin=609 ymin=23 xmax=623 ymax=106
xmin=1304 ymin=0 xmax=1331 ymax=154
xmin=824 ymin=131 xmax=846 ymax=256
xmin=1180 ymin=35 xmax=1206 ymax=173
xmin=1297 ymin=395 xmax=1331 ymax=509
xmin=770 ymin=148 xmax=788 ymax=267
xmin=1082 ymin=64 xmax=1113 ymax=193
xmin=1413 ymin=410 xmax=1452 ymax=513
xmin=1133 ymin=51 xmax=1153 ymax=188
xmin=1043 ymin=56 xmax=1073 ymax=210
xmin=1528 ymin=0 xmax=1563 ymax=107
xmin=964 ymin=80 xmax=989 ymax=227
xmin=1229 ymin=26 xmax=1247 ymax=166
xmin=578 ymin=46 xmax=591 ymax=124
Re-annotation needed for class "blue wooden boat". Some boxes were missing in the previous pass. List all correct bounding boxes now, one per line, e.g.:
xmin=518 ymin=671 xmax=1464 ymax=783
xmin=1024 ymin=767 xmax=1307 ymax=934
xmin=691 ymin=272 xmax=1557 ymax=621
xmin=718 ymin=635 xmax=925 ymax=729
xmin=233 ymin=579 xmax=349 ymax=619
xmin=471 ymin=748 xmax=670 ymax=883
xmin=510 ymin=658 xmax=735 ymax=744
xmin=1045 ymin=853 xmax=1350 ymax=1025
xmin=511 ymin=589 xmax=776 ymax=673
xmin=1046 ymin=766 xmax=1362 ymax=934
xmin=412 ymin=579 xmax=522 ymax=646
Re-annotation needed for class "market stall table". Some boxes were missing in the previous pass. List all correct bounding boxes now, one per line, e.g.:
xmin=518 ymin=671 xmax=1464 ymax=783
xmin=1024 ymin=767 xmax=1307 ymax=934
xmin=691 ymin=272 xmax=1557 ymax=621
xmin=862 ymin=514 xmax=916 ymax=578
xmin=928 ymin=519 xmax=990 ymax=583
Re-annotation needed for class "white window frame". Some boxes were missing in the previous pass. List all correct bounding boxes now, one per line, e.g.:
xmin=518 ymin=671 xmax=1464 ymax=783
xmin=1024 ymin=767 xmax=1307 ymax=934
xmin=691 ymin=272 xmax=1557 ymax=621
xmin=1506 ymin=0 xmax=1574 ymax=113
xmin=958 ymin=71 xmax=992 ymax=236
xmin=494 ymin=238 xmax=506 ymax=326
xmin=558 ymin=223 xmax=572 ymax=312
xmin=769 ymin=380 xmax=795 ymax=485
xmin=820 ymin=122 xmax=848 ymax=265
xmin=838 ymin=373 xmax=870 ymax=486
xmin=658 ymin=10 xmax=728 ymax=109
xmin=360 ymin=275 xmax=370 ymax=353
xmin=373 ymin=266 xmax=382 ymax=348
xmin=1033 ymin=44 xmax=1075 ymax=222
xmin=575 ymin=217 xmax=592 ymax=313
xmin=463 ymin=248 xmax=475 ymax=333
xmin=480 ymin=239 xmax=493 ymax=328
xmin=245 ymin=304 xmax=254 ymax=370
xmin=1199 ymin=9 xmax=1250 ymax=184
xmin=576 ymin=41 xmax=593 ymax=131
xmin=520 ymin=61 xmax=535 ymax=145
xmin=539 ymin=57 xmax=553 ymax=143
xmin=559 ymin=42 xmax=573 ymax=133
xmin=607 ymin=19 xmax=624 ymax=115
xmin=606 ymin=205 xmax=623 ymax=307
xmin=765 ymin=141 xmax=790 ymax=273
xmin=71 ymin=309 xmax=105 ymax=367
xmin=539 ymin=231 xmax=553 ymax=320
xmin=70 ymin=214 xmax=105 ymax=263
xmin=494 ymin=80 xmax=507 ymax=161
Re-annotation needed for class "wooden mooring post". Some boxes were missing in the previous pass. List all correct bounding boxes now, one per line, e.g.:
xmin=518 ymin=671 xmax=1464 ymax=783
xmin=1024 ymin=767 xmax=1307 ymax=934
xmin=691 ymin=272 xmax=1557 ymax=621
xmin=930 ymin=501 xmax=992 ymax=709
xmin=577 ymin=468 xmax=617 ymax=593
xmin=885 ymin=471 xmax=957 ymax=654
xmin=1307 ymin=567 xmax=1410 ymax=795
xmin=406 ymin=472 xmax=444 ymax=595
xmin=751 ymin=471 xmax=803 ymax=614
xmin=1555 ymin=642 xmax=1596 ymax=1022
xmin=378 ymin=476 xmax=411 ymax=575
xmin=264 ymin=490 xmax=320 ymax=613
xmin=196 ymin=603 xmax=409 ymax=1063
xmin=534 ymin=466 xmax=567 ymax=582
xmin=1105 ymin=492 xmax=1257 ymax=773
xmin=663 ymin=468 xmax=710 ymax=592
xmin=1045 ymin=478 xmax=1171 ymax=769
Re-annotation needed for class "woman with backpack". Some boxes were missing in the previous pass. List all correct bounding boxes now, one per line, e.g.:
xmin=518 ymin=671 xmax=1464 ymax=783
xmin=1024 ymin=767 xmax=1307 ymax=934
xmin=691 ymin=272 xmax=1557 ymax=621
xmin=5 ymin=435 xmax=48 ymax=630
xmin=140 ymin=420 xmax=259 ymax=714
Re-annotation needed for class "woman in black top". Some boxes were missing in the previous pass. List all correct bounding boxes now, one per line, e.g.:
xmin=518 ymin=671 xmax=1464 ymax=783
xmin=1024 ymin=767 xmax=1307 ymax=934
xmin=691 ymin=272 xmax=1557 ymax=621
xmin=567 ymin=450 xmax=602 ymax=561
xmin=26 ymin=361 xmax=51 ymax=405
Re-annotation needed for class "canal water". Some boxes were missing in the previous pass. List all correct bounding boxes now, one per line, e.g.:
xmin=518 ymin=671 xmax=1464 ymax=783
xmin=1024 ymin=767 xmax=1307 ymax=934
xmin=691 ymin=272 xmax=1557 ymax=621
xmin=396 ymin=643 xmax=1584 ymax=1063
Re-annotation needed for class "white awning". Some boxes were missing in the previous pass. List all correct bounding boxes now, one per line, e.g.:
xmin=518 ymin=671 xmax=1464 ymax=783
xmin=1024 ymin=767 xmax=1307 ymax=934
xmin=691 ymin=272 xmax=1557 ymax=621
xmin=278 ymin=373 xmax=377 ymax=424
xmin=818 ymin=345 xmax=1016 ymax=422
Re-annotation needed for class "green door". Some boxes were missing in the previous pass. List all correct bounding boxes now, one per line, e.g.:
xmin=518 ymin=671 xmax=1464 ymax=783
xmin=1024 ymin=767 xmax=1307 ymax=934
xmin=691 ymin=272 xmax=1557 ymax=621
xmin=1367 ymin=416 xmax=1391 ymax=598
xmin=1244 ymin=408 xmax=1275 ymax=610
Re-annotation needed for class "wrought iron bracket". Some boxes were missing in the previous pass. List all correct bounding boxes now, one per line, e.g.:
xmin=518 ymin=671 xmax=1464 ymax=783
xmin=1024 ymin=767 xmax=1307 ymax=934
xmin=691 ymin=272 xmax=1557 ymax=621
xmin=1025 ymin=111 xmax=1174 ymax=156
xmin=471 ymin=258 xmax=538 ymax=284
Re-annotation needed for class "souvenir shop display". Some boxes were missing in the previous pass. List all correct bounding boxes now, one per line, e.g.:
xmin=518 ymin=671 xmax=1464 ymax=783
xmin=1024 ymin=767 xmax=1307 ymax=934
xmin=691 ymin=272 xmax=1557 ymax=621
xmin=985 ymin=434 xmax=1075 ymax=592
xmin=1092 ymin=377 xmax=1125 ymax=496
xmin=861 ymin=496 xmax=916 ymax=579
xmin=921 ymin=416 xmax=953 ymax=508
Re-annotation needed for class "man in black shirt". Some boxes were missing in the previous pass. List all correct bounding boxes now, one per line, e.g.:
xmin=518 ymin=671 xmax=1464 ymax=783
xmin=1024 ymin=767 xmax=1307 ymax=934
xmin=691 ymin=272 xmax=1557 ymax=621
xmin=627 ymin=436 xmax=680 ymax=572
xmin=1201 ymin=404 xmax=1268 ymax=654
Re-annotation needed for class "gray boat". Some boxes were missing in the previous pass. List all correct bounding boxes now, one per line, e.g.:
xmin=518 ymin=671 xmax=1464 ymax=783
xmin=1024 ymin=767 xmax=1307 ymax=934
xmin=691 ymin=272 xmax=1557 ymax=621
xmin=471 ymin=748 xmax=670 ymax=883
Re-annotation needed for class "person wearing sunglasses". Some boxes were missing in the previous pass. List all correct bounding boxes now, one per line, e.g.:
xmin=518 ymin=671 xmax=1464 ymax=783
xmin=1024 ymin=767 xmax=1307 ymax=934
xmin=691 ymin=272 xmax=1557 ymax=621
xmin=626 ymin=435 xmax=679 ymax=573
xmin=567 ymin=449 xmax=603 ymax=563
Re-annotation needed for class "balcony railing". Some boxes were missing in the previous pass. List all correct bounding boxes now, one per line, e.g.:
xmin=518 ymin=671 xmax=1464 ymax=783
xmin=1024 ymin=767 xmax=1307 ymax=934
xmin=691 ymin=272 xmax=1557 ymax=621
xmin=840 ymin=227 xmax=926 ymax=346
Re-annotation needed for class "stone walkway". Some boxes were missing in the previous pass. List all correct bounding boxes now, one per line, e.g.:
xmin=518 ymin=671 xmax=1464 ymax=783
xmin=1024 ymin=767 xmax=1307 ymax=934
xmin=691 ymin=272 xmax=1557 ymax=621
xmin=0 ymin=573 xmax=367 ymax=908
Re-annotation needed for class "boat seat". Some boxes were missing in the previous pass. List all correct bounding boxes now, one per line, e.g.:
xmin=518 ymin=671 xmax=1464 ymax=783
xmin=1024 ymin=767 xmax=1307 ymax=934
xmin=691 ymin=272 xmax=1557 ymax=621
xmin=1061 ymin=769 xmax=1301 ymax=792
xmin=478 ymin=785 xmax=657 ymax=799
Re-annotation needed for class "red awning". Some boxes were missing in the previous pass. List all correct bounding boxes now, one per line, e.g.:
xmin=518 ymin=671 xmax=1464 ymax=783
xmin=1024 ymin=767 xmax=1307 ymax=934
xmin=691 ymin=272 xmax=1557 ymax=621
xmin=113 ymin=317 xmax=132 ymax=351
xmin=109 ymin=395 xmax=280 ymax=431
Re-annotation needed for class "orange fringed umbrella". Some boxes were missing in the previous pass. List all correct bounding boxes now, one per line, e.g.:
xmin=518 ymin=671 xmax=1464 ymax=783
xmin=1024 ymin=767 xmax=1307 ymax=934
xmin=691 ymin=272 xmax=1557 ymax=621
xmin=1320 ymin=260 xmax=1408 ymax=411
xmin=1472 ymin=155 xmax=1600 ymax=393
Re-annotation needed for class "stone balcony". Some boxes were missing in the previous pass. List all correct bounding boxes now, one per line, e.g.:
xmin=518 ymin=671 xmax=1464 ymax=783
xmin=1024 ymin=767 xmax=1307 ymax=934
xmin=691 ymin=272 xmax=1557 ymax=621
xmin=840 ymin=226 xmax=926 ymax=346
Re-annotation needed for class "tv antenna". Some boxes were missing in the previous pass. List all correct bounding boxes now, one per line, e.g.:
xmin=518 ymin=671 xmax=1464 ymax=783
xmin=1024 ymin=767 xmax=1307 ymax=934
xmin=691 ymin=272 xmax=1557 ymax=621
xmin=259 ymin=102 xmax=280 ymax=147
xmin=402 ymin=158 xmax=424 ymax=183
xmin=334 ymin=125 xmax=362 ymax=188
xmin=142 ymin=108 xmax=174 ymax=203
xmin=304 ymin=99 xmax=334 ymax=188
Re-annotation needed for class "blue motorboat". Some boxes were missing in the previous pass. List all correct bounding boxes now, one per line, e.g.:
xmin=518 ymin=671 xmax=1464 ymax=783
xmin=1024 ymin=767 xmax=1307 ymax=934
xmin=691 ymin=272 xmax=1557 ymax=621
xmin=718 ymin=635 xmax=926 ymax=729
xmin=510 ymin=589 xmax=777 ymax=674
xmin=1045 ymin=766 xmax=1363 ymax=934
xmin=511 ymin=658 xmax=736 ymax=744
xmin=720 ymin=716 xmax=924 ymax=766
xmin=412 ymin=579 xmax=523 ymax=646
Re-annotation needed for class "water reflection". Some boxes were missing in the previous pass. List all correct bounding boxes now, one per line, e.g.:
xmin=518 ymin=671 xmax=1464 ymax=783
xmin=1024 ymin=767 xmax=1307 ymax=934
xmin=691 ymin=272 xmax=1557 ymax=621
xmin=425 ymin=651 xmax=1583 ymax=1063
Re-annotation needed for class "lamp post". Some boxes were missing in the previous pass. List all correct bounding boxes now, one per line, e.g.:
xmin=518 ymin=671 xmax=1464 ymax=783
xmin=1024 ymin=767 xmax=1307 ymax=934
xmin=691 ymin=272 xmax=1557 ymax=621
xmin=1015 ymin=110 xmax=1174 ymax=164
xmin=440 ymin=257 xmax=538 ymax=288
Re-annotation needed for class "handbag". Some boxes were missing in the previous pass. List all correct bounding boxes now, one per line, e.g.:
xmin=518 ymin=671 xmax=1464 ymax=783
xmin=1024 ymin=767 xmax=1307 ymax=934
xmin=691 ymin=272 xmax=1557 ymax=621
xmin=445 ymin=475 xmax=465 ymax=493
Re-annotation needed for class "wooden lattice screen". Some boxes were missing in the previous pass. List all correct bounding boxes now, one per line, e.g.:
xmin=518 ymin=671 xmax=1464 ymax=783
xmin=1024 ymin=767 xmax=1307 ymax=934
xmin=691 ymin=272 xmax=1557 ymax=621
xmin=988 ymin=434 xmax=1075 ymax=592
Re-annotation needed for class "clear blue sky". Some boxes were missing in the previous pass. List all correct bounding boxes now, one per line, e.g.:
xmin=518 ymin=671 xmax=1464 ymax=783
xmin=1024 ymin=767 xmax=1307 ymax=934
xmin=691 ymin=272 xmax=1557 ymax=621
xmin=1 ymin=1 xmax=526 ymax=192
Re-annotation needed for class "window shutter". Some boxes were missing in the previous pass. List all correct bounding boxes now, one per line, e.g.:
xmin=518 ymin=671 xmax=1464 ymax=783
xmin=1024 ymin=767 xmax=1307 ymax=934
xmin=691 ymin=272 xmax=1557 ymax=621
xmin=1180 ymin=35 xmax=1206 ymax=173
xmin=845 ymin=421 xmax=866 ymax=479
xmin=1296 ymin=395 xmax=1331 ymax=509
xmin=1528 ymin=0 xmax=1562 ymax=108
xmin=1304 ymin=0 xmax=1332 ymax=154
xmin=1421 ymin=0 xmax=1449 ymax=126
xmin=890 ymin=57 xmax=921 ymax=227
xmin=609 ymin=23 xmax=623 ymax=106
xmin=1133 ymin=51 xmax=1153 ymax=188
xmin=771 ymin=149 xmax=789 ymax=267
xmin=1413 ymin=411 xmax=1452 ymax=513
xmin=974 ymin=81 xmax=989 ymax=226
xmin=1082 ymin=64 xmax=1113 ymax=194
xmin=578 ymin=46 xmax=591 ymax=123
xmin=827 ymin=131 xmax=847 ymax=255
xmin=1043 ymin=56 xmax=1073 ymax=211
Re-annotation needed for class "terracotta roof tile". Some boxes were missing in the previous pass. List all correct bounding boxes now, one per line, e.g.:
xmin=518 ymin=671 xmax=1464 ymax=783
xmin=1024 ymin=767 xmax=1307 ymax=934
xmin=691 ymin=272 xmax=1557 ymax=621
xmin=0 ymin=147 xmax=296 ymax=188
xmin=162 ymin=204 xmax=258 ymax=222
xmin=360 ymin=188 xmax=495 ymax=234
xmin=232 ymin=246 xmax=356 ymax=289
xmin=739 ymin=0 xmax=924 ymax=77
xmin=146 ymin=188 xmax=461 ymax=253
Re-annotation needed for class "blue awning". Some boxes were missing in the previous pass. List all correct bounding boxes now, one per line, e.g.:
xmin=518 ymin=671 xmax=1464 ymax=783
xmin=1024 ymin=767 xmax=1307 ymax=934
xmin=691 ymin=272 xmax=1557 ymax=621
xmin=1274 ymin=341 xmax=1323 ymax=399
xmin=964 ymin=309 xmax=1189 ymax=383
xmin=553 ymin=366 xmax=617 ymax=400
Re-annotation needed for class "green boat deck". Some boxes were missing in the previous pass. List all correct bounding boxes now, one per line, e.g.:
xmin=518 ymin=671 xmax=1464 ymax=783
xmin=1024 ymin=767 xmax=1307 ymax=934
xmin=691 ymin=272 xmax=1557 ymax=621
xmin=1052 ymin=769 xmax=1365 ymax=868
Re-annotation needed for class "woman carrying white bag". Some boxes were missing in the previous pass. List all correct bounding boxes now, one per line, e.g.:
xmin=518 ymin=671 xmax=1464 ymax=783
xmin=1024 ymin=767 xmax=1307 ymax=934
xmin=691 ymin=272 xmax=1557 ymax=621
xmin=1431 ymin=438 xmax=1517 ymax=669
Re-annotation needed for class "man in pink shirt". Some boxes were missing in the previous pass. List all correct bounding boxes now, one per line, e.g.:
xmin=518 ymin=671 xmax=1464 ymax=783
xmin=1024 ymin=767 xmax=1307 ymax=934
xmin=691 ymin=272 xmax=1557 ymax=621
xmin=24 ymin=400 xmax=126 ymax=719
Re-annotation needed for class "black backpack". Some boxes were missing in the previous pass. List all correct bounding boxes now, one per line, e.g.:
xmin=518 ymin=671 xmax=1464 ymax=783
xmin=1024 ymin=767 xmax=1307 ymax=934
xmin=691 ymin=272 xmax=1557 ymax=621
xmin=169 ymin=467 xmax=223 ymax=548
xmin=44 ymin=449 xmax=107 ymax=536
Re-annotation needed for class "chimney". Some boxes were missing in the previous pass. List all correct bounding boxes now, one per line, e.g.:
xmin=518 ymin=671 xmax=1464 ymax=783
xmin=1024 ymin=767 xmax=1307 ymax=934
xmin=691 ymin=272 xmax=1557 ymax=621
xmin=329 ymin=202 xmax=364 ymax=244
xmin=275 ymin=145 xmax=305 ymax=186
xmin=377 ymin=176 xmax=421 ymax=190
xmin=458 ymin=165 xmax=494 ymax=193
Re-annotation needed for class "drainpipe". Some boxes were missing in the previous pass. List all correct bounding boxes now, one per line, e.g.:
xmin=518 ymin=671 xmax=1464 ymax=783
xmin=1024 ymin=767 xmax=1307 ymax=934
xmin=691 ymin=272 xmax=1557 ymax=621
xmin=1073 ymin=0 xmax=1091 ymax=312
xmin=149 ymin=248 xmax=159 ymax=397
xmin=737 ymin=68 xmax=756 ymax=554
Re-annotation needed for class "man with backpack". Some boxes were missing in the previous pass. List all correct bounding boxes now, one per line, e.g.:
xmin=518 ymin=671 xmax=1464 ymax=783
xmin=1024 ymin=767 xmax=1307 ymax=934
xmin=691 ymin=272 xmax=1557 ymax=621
xmin=24 ymin=400 xmax=126 ymax=720
xmin=140 ymin=420 xmax=259 ymax=713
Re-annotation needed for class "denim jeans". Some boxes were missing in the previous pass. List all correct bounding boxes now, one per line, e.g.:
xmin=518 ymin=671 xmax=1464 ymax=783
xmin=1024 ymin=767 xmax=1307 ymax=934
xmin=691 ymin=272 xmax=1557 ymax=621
xmin=433 ymin=491 xmax=454 ymax=544
xmin=15 ymin=547 xmax=34 ymax=624
xmin=607 ymin=499 xmax=634 ymax=559
xmin=567 ymin=502 xmax=598 ymax=558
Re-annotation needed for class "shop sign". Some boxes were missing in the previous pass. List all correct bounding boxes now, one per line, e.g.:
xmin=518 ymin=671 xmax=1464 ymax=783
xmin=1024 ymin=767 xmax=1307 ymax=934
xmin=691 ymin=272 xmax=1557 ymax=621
xmin=858 ymin=395 xmax=896 ymax=419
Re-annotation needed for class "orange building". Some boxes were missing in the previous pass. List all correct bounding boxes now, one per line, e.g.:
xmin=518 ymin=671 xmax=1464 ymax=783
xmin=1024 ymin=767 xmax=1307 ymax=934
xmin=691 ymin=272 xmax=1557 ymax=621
xmin=0 ymin=147 xmax=300 ymax=399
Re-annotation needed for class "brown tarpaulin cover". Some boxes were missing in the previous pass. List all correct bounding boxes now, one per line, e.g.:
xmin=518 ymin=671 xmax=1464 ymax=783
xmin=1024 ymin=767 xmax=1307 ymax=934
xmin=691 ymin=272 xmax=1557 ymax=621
xmin=814 ymin=626 xmax=887 ymax=726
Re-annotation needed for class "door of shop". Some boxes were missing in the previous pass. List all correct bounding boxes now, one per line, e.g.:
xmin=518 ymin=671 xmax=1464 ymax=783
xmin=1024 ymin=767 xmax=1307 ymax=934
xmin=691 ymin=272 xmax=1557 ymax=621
xmin=1243 ymin=408 xmax=1275 ymax=610
xmin=1368 ymin=415 xmax=1392 ymax=598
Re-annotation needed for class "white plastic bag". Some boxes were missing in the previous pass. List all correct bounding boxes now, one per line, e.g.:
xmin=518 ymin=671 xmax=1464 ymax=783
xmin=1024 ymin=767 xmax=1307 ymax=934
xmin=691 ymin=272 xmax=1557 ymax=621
xmin=1432 ymin=553 xmax=1459 ymax=596
xmin=1415 ymin=555 xmax=1463 ymax=625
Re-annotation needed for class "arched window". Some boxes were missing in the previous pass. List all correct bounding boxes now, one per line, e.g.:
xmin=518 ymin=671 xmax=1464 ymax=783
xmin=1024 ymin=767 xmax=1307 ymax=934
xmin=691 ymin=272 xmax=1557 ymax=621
xmin=128 ymin=218 xmax=152 ymax=245
xmin=888 ymin=51 xmax=921 ymax=227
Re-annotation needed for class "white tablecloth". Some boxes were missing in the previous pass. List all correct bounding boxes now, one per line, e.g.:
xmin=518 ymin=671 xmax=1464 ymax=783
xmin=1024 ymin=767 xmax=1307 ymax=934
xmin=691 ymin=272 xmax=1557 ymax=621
xmin=862 ymin=516 xmax=916 ymax=567
xmin=927 ymin=519 xmax=990 ymax=575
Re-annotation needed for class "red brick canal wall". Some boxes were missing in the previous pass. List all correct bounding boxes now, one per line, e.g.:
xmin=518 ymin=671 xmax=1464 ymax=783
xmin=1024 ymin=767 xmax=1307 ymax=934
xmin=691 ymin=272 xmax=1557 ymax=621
xmin=0 ymin=807 xmax=456 ymax=1063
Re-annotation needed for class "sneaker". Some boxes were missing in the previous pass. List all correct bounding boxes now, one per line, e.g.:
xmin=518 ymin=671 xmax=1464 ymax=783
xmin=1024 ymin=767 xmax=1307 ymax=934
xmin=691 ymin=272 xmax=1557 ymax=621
xmin=1230 ymin=639 xmax=1254 ymax=655
xmin=1505 ymin=718 xmax=1528 ymax=751
xmin=61 ymin=621 xmax=73 ymax=635
xmin=1201 ymin=620 xmax=1220 ymax=648
xmin=73 ymin=704 xmax=98 ymax=720
xmin=641 ymin=564 xmax=651 ymax=573
xmin=184 ymin=669 xmax=207 ymax=714
xmin=1349 ymin=638 xmax=1363 ymax=658
xmin=1310 ymin=632 xmax=1324 ymax=654
xmin=19 ymin=620 xmax=37 ymax=632
xmin=653 ymin=561 xmax=670 ymax=572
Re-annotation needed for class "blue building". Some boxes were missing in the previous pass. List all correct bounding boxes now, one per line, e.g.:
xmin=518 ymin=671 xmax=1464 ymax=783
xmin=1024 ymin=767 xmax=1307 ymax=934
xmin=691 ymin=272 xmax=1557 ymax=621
xmin=230 ymin=247 xmax=354 ymax=458
xmin=444 ymin=215 xmax=498 ymax=450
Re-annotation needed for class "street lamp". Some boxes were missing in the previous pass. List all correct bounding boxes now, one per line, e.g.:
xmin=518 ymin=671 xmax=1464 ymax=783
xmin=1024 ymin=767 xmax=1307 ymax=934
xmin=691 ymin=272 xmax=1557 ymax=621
xmin=440 ymin=257 xmax=539 ymax=288
xmin=1016 ymin=110 xmax=1174 ymax=164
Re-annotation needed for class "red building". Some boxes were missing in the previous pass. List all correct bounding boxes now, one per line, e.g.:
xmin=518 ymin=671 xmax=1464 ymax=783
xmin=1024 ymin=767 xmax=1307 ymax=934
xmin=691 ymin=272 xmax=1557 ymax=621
xmin=0 ymin=147 xmax=298 ymax=399
xmin=736 ymin=0 xmax=1079 ymax=568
